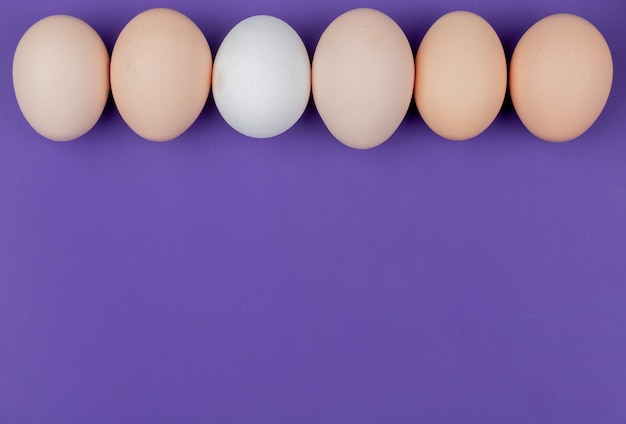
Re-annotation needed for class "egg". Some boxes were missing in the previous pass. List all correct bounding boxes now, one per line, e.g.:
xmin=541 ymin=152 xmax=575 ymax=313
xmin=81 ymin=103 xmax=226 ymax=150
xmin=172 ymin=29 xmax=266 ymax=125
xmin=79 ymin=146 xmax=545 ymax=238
xmin=12 ymin=15 xmax=109 ymax=141
xmin=312 ymin=8 xmax=414 ymax=149
xmin=212 ymin=15 xmax=310 ymax=139
xmin=415 ymin=11 xmax=507 ymax=141
xmin=510 ymin=13 xmax=613 ymax=142
xmin=110 ymin=8 xmax=212 ymax=142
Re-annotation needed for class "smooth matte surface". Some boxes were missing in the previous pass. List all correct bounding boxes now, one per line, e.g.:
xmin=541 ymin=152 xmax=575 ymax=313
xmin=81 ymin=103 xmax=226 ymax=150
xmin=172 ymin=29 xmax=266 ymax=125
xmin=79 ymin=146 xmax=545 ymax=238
xmin=1 ymin=0 xmax=625 ymax=423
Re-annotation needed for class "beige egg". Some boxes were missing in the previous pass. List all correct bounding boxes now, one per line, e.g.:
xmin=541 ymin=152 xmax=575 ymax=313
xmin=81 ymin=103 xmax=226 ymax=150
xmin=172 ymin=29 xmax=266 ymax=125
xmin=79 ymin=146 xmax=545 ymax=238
xmin=312 ymin=8 xmax=414 ymax=149
xmin=12 ymin=15 xmax=110 ymax=142
xmin=415 ymin=11 xmax=507 ymax=141
xmin=510 ymin=13 xmax=613 ymax=142
xmin=110 ymin=8 xmax=212 ymax=142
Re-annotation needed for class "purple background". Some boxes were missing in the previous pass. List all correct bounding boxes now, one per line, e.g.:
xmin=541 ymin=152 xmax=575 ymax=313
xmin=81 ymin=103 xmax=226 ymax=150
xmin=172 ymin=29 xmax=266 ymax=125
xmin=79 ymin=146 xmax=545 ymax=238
xmin=1 ymin=0 xmax=625 ymax=422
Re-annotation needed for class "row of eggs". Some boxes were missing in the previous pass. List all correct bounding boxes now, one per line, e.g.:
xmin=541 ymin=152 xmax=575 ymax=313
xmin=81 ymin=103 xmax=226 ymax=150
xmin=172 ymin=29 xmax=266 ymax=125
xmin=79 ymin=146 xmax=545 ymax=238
xmin=13 ymin=8 xmax=613 ymax=148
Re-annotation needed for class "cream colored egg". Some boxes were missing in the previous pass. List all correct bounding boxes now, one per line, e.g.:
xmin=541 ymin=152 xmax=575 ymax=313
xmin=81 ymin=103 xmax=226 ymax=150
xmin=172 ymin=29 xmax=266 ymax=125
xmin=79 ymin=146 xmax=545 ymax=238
xmin=12 ymin=15 xmax=110 ymax=141
xmin=510 ymin=14 xmax=613 ymax=142
xmin=110 ymin=8 xmax=212 ymax=142
xmin=312 ymin=8 xmax=414 ymax=149
xmin=415 ymin=11 xmax=507 ymax=140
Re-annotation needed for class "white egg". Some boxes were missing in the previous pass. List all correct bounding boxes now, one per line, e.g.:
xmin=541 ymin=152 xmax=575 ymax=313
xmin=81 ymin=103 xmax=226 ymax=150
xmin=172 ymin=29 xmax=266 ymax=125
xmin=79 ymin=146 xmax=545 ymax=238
xmin=212 ymin=15 xmax=311 ymax=138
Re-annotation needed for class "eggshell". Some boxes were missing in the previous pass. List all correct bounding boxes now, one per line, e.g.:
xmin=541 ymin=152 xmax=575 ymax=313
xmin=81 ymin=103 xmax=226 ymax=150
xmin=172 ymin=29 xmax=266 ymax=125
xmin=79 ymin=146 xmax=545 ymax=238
xmin=110 ymin=8 xmax=212 ymax=142
xmin=212 ymin=15 xmax=310 ymax=139
xmin=12 ymin=15 xmax=110 ymax=141
xmin=312 ymin=8 xmax=414 ymax=149
xmin=415 ymin=11 xmax=506 ymax=140
xmin=509 ymin=13 xmax=613 ymax=142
